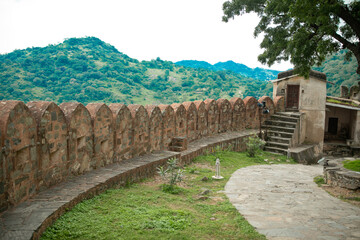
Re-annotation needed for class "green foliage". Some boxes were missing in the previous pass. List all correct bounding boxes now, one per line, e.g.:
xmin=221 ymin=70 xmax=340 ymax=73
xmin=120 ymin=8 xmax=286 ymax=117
xmin=41 ymin=150 xmax=294 ymax=240
xmin=314 ymin=175 xmax=325 ymax=186
xmin=314 ymin=50 xmax=359 ymax=96
xmin=246 ymin=135 xmax=266 ymax=157
xmin=157 ymin=158 xmax=184 ymax=193
xmin=223 ymin=0 xmax=360 ymax=75
xmin=0 ymin=37 xmax=273 ymax=105
xmin=343 ymin=159 xmax=360 ymax=172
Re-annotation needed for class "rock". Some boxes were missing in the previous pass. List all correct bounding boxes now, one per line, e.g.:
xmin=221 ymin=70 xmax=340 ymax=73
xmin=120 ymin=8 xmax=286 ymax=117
xmin=201 ymin=176 xmax=209 ymax=181
xmin=197 ymin=196 xmax=208 ymax=201
xmin=200 ymin=188 xmax=211 ymax=195
xmin=264 ymin=159 xmax=268 ymax=162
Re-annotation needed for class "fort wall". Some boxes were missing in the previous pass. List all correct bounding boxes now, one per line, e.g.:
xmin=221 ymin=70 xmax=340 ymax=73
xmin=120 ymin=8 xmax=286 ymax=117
xmin=0 ymin=96 xmax=285 ymax=212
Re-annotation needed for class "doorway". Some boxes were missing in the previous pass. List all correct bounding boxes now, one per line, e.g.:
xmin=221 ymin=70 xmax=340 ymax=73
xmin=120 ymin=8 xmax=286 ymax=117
xmin=286 ymin=85 xmax=300 ymax=109
xmin=328 ymin=117 xmax=338 ymax=134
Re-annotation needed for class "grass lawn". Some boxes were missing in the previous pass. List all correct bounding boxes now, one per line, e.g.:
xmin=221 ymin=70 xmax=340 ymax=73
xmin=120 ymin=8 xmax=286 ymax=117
xmin=41 ymin=150 xmax=295 ymax=240
xmin=343 ymin=159 xmax=360 ymax=172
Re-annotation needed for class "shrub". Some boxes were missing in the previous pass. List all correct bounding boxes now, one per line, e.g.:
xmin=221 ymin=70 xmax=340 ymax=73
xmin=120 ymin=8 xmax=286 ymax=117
xmin=157 ymin=158 xmax=184 ymax=194
xmin=246 ymin=135 xmax=266 ymax=157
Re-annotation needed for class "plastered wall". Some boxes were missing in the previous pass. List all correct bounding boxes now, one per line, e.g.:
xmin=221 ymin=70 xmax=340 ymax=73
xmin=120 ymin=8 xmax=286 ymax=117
xmin=0 ymin=96 xmax=283 ymax=212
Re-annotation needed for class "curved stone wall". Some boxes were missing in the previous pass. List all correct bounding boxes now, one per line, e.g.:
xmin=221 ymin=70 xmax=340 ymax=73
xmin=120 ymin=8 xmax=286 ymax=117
xmin=0 ymin=97 xmax=283 ymax=212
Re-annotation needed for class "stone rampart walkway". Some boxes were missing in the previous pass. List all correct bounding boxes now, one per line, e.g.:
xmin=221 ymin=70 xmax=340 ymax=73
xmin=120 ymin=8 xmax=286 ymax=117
xmin=225 ymin=164 xmax=360 ymax=240
xmin=0 ymin=130 xmax=256 ymax=240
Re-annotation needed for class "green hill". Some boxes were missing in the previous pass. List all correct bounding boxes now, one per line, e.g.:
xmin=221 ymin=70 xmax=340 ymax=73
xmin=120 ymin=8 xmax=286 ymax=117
xmin=313 ymin=50 xmax=359 ymax=96
xmin=176 ymin=60 xmax=280 ymax=81
xmin=0 ymin=37 xmax=357 ymax=105
xmin=0 ymin=37 xmax=272 ymax=105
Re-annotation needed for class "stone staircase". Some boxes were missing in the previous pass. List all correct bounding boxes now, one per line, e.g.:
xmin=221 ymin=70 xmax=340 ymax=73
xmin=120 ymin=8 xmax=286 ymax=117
xmin=263 ymin=112 xmax=301 ymax=155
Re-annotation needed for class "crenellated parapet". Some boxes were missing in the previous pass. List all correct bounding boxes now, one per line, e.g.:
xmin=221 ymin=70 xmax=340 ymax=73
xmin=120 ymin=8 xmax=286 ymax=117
xmin=0 ymin=96 xmax=283 ymax=212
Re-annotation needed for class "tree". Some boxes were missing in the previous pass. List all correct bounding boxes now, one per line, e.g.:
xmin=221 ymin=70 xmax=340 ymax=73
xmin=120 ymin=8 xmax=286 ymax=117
xmin=222 ymin=0 xmax=360 ymax=75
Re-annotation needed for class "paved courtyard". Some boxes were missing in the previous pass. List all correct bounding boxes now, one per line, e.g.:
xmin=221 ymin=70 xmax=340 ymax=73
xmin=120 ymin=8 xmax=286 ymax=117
xmin=225 ymin=164 xmax=360 ymax=240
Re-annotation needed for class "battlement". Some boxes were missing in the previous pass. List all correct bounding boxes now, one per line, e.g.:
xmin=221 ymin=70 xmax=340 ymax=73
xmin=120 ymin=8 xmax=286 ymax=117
xmin=0 ymin=96 xmax=284 ymax=212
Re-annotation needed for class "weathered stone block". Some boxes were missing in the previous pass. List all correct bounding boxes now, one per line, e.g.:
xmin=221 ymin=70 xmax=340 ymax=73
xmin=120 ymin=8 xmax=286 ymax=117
xmin=182 ymin=102 xmax=198 ymax=142
xmin=128 ymin=104 xmax=150 ymax=158
xmin=274 ymin=96 xmax=285 ymax=113
xmin=204 ymin=99 xmax=219 ymax=135
xmin=86 ymin=103 xmax=114 ymax=168
xmin=217 ymin=98 xmax=232 ymax=133
xmin=158 ymin=104 xmax=175 ymax=150
xmin=59 ymin=102 xmax=93 ymax=175
xmin=27 ymin=101 xmax=68 ymax=190
xmin=244 ymin=96 xmax=259 ymax=129
xmin=193 ymin=100 xmax=207 ymax=138
xmin=230 ymin=97 xmax=245 ymax=131
xmin=258 ymin=96 xmax=275 ymax=124
xmin=171 ymin=103 xmax=187 ymax=138
xmin=169 ymin=137 xmax=188 ymax=152
xmin=108 ymin=104 xmax=133 ymax=162
xmin=0 ymin=100 xmax=37 ymax=209
xmin=145 ymin=105 xmax=163 ymax=152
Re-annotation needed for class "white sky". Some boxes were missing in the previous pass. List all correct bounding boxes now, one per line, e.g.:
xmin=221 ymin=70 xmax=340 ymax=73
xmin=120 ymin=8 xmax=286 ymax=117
xmin=0 ymin=0 xmax=293 ymax=71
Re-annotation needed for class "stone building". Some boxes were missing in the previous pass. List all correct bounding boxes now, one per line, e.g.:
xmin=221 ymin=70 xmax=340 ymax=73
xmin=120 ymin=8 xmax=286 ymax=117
xmin=272 ymin=69 xmax=327 ymax=152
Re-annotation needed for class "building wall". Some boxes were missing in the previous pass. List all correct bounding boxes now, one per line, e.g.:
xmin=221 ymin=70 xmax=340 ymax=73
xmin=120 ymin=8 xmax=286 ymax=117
xmin=325 ymin=106 xmax=352 ymax=139
xmin=273 ymin=75 xmax=326 ymax=150
xmin=0 ymin=96 xmax=283 ymax=212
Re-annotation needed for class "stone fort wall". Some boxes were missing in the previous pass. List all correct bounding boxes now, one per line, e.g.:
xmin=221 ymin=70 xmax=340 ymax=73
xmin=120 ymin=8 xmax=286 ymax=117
xmin=0 ymin=96 xmax=284 ymax=212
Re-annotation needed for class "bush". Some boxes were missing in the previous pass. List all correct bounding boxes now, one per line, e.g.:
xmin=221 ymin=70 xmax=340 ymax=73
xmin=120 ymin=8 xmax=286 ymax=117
xmin=157 ymin=158 xmax=184 ymax=194
xmin=246 ymin=135 xmax=265 ymax=157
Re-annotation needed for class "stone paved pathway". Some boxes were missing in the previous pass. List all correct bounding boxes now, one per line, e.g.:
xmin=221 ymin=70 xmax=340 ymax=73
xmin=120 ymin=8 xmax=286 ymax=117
xmin=225 ymin=164 xmax=360 ymax=240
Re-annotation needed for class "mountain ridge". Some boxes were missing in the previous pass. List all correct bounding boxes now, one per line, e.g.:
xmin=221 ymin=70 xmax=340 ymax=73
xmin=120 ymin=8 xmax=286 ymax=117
xmin=176 ymin=60 xmax=281 ymax=81
xmin=0 ymin=37 xmax=273 ymax=105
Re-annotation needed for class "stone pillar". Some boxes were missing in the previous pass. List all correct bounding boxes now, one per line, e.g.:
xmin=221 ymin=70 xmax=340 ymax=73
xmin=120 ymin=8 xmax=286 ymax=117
xmin=108 ymin=104 xmax=133 ymax=161
xmin=128 ymin=104 xmax=150 ymax=157
xmin=258 ymin=96 xmax=275 ymax=124
xmin=145 ymin=105 xmax=163 ymax=152
xmin=217 ymin=98 xmax=232 ymax=133
xmin=0 ymin=101 xmax=38 ymax=209
xmin=59 ymin=102 xmax=93 ymax=175
xmin=171 ymin=103 xmax=187 ymax=138
xmin=229 ymin=97 xmax=245 ymax=131
xmin=86 ymin=103 xmax=114 ymax=168
xmin=27 ymin=101 xmax=68 ymax=190
xmin=182 ymin=102 xmax=198 ymax=142
xmin=244 ymin=96 xmax=259 ymax=129
xmin=193 ymin=101 xmax=208 ymax=138
xmin=340 ymin=85 xmax=349 ymax=98
xmin=158 ymin=104 xmax=175 ymax=150
xmin=274 ymin=96 xmax=285 ymax=112
xmin=204 ymin=99 xmax=219 ymax=135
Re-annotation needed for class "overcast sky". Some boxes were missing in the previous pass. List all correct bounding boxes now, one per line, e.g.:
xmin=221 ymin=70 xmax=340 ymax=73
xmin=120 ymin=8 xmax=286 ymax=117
xmin=0 ymin=0 xmax=293 ymax=71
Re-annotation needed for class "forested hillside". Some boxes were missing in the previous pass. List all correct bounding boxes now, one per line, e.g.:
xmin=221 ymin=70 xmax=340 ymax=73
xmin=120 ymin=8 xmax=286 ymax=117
xmin=313 ymin=50 xmax=359 ymax=96
xmin=0 ymin=37 xmax=357 ymax=105
xmin=176 ymin=60 xmax=280 ymax=80
xmin=0 ymin=37 xmax=272 ymax=105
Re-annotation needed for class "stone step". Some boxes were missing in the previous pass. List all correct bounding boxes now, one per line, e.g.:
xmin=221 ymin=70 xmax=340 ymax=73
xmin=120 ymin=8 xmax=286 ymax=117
xmin=271 ymin=114 xmax=299 ymax=123
xmin=263 ymin=125 xmax=295 ymax=133
xmin=267 ymin=130 xmax=293 ymax=138
xmin=276 ymin=112 xmax=301 ymax=119
xmin=264 ymin=146 xmax=287 ymax=155
xmin=267 ymin=136 xmax=291 ymax=144
xmin=266 ymin=141 xmax=289 ymax=150
xmin=265 ymin=120 xmax=297 ymax=128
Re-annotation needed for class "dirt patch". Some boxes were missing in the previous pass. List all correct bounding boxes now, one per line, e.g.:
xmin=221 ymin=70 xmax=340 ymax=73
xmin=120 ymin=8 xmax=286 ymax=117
xmin=321 ymin=184 xmax=360 ymax=207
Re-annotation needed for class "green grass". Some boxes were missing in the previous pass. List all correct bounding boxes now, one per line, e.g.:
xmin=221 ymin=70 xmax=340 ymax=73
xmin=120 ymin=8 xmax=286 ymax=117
xmin=314 ymin=175 xmax=325 ymax=186
xmin=41 ymin=151 xmax=295 ymax=240
xmin=343 ymin=159 xmax=360 ymax=172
